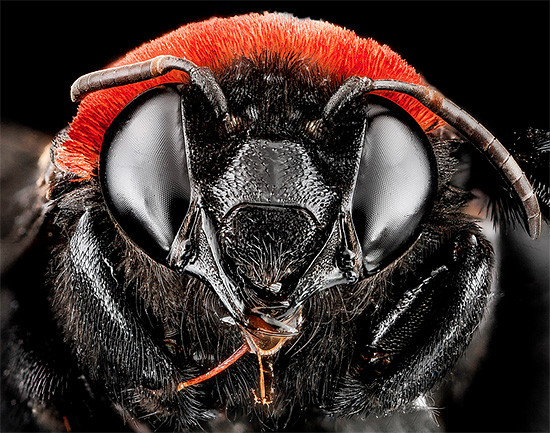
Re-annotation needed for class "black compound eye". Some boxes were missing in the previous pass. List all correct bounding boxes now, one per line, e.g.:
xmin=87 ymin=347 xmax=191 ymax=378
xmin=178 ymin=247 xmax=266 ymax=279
xmin=100 ymin=85 xmax=191 ymax=262
xmin=352 ymin=95 xmax=437 ymax=273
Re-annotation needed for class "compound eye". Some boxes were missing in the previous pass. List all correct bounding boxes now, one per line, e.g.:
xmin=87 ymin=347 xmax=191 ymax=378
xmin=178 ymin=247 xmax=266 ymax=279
xmin=100 ymin=85 xmax=191 ymax=262
xmin=352 ymin=96 xmax=437 ymax=273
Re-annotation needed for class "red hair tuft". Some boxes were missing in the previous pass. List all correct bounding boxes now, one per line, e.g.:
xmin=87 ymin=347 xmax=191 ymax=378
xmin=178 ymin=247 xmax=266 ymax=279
xmin=57 ymin=12 xmax=443 ymax=178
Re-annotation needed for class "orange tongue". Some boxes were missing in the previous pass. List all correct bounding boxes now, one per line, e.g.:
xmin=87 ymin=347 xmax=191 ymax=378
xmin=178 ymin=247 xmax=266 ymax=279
xmin=243 ymin=314 xmax=297 ymax=405
xmin=178 ymin=312 xmax=298 ymax=404
xmin=177 ymin=342 xmax=249 ymax=390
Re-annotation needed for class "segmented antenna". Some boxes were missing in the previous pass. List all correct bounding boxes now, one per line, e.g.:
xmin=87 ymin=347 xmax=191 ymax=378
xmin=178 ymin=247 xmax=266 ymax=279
xmin=70 ymin=55 xmax=227 ymax=118
xmin=325 ymin=77 xmax=542 ymax=239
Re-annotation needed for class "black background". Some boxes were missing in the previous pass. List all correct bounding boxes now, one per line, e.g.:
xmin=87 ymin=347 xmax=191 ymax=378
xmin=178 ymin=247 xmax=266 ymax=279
xmin=1 ymin=2 xmax=549 ymax=432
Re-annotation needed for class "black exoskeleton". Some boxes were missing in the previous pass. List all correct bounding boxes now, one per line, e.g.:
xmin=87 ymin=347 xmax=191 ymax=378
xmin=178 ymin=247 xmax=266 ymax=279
xmin=2 ymin=34 xmax=549 ymax=433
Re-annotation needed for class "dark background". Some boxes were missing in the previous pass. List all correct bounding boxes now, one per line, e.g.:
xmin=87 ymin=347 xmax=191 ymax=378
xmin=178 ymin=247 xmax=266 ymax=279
xmin=1 ymin=2 xmax=549 ymax=432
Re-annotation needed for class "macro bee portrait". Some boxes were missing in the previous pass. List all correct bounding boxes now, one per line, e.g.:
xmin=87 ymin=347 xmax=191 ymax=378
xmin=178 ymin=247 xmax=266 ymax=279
xmin=1 ymin=5 xmax=548 ymax=433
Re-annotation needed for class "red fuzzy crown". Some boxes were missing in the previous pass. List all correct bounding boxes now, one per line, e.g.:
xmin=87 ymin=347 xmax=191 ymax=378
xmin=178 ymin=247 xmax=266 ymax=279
xmin=57 ymin=12 xmax=443 ymax=178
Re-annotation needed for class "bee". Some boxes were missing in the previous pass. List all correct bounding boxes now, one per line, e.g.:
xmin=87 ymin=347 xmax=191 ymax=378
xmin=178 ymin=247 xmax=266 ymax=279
xmin=1 ymin=12 xmax=548 ymax=432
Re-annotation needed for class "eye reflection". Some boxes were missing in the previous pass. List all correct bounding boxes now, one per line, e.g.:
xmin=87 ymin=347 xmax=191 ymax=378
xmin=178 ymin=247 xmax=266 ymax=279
xmin=100 ymin=85 xmax=191 ymax=262
xmin=352 ymin=96 xmax=437 ymax=273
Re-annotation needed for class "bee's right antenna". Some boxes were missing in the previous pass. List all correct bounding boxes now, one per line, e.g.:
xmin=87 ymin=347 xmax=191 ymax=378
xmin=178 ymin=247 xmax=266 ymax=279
xmin=324 ymin=76 xmax=542 ymax=239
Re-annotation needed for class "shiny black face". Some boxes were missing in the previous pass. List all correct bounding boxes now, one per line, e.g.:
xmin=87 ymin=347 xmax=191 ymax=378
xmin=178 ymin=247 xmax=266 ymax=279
xmin=90 ymin=60 xmax=455 ymax=424
xmin=99 ymin=62 xmax=438 ymax=325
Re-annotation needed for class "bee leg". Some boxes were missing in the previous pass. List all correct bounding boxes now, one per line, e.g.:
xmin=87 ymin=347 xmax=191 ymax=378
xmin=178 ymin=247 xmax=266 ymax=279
xmin=51 ymin=210 xmax=209 ymax=428
xmin=330 ymin=230 xmax=493 ymax=418
xmin=1 ymin=257 xmax=128 ymax=431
